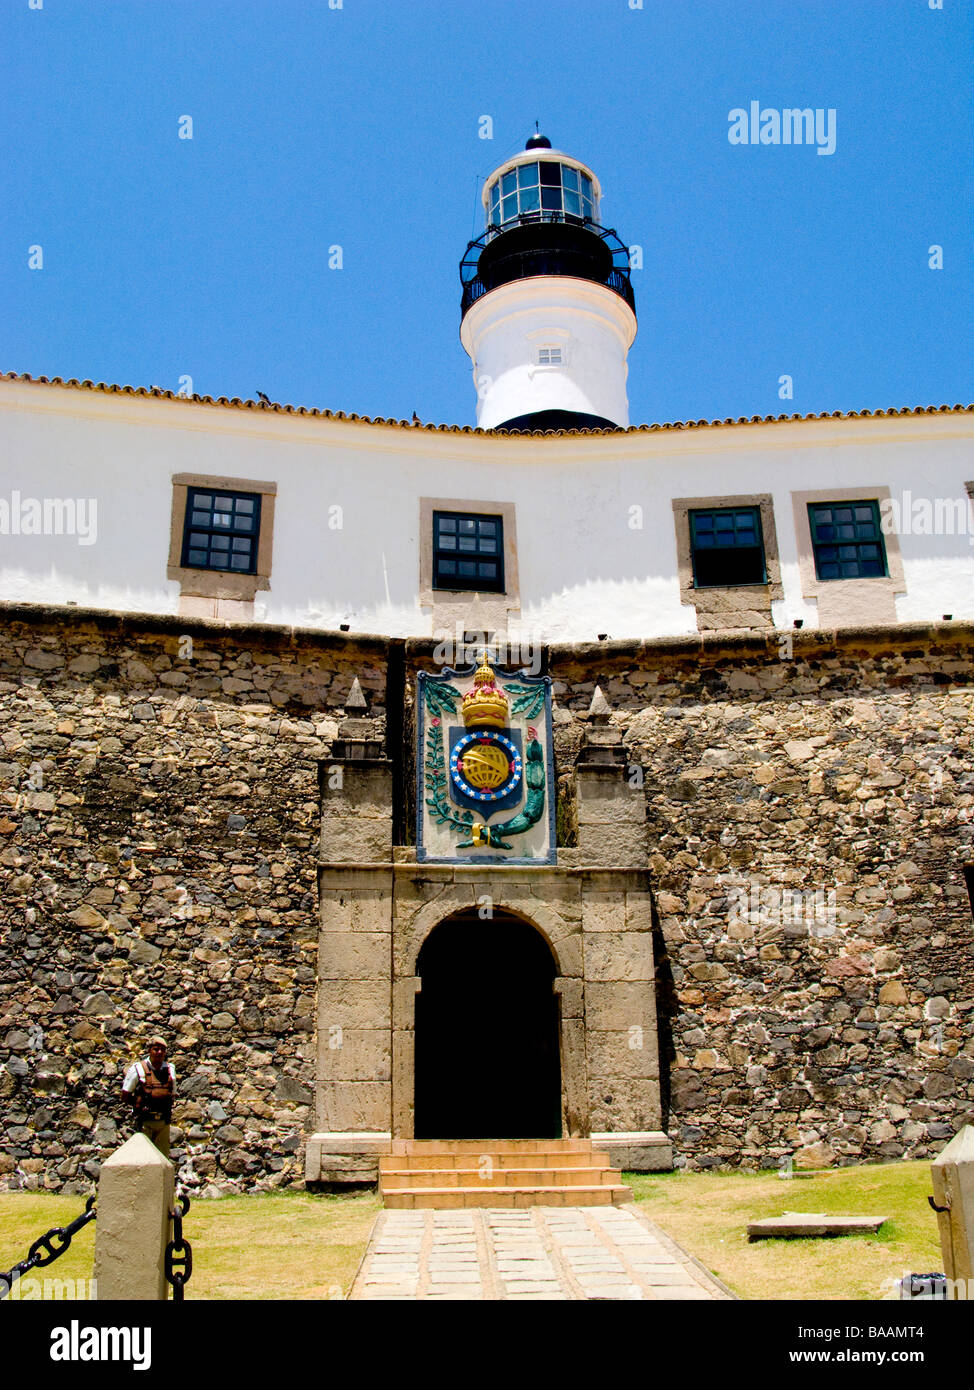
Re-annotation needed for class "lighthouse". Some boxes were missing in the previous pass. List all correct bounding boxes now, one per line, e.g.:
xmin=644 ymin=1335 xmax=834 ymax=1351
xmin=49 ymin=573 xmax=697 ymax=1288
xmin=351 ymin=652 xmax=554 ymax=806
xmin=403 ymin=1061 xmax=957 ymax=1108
xmin=459 ymin=133 xmax=637 ymax=432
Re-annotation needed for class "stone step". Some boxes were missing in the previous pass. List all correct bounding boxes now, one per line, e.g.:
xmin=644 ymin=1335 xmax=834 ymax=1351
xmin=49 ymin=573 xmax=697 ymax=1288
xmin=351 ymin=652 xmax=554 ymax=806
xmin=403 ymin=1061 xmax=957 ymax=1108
xmin=380 ymin=1166 xmax=620 ymax=1189
xmin=389 ymin=1138 xmax=596 ymax=1156
xmin=379 ymin=1150 xmax=613 ymax=1172
xmin=379 ymin=1138 xmax=633 ymax=1209
xmin=383 ymin=1185 xmax=634 ymax=1210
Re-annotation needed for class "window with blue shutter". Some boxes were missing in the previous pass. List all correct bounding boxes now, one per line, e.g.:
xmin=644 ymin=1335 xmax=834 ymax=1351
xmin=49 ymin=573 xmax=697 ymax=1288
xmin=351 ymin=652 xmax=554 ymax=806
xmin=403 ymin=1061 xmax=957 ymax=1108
xmin=181 ymin=488 xmax=261 ymax=574
xmin=433 ymin=511 xmax=504 ymax=592
xmin=808 ymin=501 xmax=887 ymax=580
xmin=689 ymin=507 xmax=767 ymax=588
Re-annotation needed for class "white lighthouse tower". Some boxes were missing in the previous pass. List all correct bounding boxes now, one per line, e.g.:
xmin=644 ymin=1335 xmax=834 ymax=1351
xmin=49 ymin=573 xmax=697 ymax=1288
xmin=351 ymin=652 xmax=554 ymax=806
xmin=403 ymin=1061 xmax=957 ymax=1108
xmin=459 ymin=133 xmax=637 ymax=431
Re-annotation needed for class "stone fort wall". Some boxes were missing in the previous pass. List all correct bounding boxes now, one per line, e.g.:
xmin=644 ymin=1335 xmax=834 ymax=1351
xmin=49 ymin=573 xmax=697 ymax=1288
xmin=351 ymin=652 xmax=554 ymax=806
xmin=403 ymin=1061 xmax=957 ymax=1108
xmin=538 ymin=627 xmax=974 ymax=1170
xmin=0 ymin=606 xmax=385 ymax=1195
xmin=1 ymin=603 xmax=972 ymax=1193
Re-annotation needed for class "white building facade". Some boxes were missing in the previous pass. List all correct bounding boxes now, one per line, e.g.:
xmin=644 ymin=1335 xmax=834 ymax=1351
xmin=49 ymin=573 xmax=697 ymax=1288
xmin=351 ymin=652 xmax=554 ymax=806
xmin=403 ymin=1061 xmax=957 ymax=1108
xmin=0 ymin=373 xmax=972 ymax=644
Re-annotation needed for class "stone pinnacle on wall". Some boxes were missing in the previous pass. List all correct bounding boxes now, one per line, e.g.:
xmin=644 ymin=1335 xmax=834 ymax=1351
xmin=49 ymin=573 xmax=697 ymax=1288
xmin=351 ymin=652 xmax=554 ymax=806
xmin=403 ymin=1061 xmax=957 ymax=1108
xmin=588 ymin=685 xmax=612 ymax=724
xmin=344 ymin=676 xmax=368 ymax=712
xmin=578 ymin=684 xmax=627 ymax=766
xmin=335 ymin=674 xmax=382 ymax=757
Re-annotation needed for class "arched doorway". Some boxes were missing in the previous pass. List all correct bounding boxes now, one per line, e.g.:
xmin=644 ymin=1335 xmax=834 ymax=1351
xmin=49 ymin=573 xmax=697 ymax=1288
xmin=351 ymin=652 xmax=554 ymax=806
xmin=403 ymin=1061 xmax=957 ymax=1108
xmin=414 ymin=909 xmax=562 ymax=1140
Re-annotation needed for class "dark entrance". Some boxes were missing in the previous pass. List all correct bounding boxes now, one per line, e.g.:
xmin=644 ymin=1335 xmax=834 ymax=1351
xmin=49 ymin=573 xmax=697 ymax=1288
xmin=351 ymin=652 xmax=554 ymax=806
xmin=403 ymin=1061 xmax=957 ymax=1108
xmin=414 ymin=909 xmax=561 ymax=1140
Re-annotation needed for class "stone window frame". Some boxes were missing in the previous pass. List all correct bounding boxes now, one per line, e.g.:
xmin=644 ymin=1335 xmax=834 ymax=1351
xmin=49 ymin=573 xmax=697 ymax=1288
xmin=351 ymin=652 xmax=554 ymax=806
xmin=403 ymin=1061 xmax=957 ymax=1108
xmin=672 ymin=492 xmax=783 ymax=610
xmin=791 ymin=485 xmax=906 ymax=621
xmin=419 ymin=496 xmax=520 ymax=618
xmin=168 ymin=473 xmax=276 ymax=601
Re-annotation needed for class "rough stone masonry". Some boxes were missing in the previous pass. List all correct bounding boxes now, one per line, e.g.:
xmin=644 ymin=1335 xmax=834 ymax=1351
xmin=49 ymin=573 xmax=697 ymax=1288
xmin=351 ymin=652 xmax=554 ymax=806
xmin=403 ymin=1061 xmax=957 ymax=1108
xmin=0 ymin=603 xmax=972 ymax=1193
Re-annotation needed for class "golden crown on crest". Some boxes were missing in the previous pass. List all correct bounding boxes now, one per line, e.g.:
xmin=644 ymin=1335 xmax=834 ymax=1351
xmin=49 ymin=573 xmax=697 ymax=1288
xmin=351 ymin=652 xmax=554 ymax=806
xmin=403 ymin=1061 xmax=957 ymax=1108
xmin=461 ymin=654 xmax=509 ymax=729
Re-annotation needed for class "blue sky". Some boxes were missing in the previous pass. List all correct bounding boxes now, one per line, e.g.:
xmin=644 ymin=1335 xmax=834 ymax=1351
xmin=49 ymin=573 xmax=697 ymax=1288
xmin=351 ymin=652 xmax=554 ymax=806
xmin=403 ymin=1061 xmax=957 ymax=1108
xmin=3 ymin=0 xmax=972 ymax=427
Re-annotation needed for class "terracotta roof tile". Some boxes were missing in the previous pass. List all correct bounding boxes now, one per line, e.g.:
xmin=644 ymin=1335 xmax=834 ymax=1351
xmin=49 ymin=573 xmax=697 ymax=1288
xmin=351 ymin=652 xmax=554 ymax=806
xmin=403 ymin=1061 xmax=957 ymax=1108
xmin=3 ymin=371 xmax=972 ymax=436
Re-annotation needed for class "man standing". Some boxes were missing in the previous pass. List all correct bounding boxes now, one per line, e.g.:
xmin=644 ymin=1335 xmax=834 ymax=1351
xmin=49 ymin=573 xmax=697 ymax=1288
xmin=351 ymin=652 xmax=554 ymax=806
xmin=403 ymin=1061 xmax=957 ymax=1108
xmin=121 ymin=1037 xmax=176 ymax=1157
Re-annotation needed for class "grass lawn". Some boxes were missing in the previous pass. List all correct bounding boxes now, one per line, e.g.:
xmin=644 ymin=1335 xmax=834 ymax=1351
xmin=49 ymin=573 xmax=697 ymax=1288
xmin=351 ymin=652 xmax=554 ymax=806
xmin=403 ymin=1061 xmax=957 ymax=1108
xmin=0 ymin=1189 xmax=382 ymax=1301
xmin=628 ymin=1160 xmax=944 ymax=1300
xmin=1 ymin=1161 xmax=944 ymax=1300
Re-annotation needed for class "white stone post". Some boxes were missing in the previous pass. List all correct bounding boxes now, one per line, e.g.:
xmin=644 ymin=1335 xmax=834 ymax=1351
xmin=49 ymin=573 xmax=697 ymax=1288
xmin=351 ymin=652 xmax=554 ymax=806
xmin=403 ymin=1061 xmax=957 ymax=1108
xmin=930 ymin=1125 xmax=974 ymax=1298
xmin=94 ymin=1133 xmax=174 ymax=1300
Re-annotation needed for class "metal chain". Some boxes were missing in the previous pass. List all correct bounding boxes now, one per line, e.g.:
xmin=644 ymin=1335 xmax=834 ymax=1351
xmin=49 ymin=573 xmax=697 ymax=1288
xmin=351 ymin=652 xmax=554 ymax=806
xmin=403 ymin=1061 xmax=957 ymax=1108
xmin=164 ymin=1191 xmax=193 ymax=1301
xmin=0 ymin=1194 xmax=97 ymax=1300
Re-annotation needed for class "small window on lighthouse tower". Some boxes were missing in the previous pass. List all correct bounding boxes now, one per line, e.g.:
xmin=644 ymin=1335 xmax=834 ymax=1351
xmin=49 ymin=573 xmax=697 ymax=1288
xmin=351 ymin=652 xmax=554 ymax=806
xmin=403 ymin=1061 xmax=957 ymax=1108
xmin=537 ymin=346 xmax=563 ymax=367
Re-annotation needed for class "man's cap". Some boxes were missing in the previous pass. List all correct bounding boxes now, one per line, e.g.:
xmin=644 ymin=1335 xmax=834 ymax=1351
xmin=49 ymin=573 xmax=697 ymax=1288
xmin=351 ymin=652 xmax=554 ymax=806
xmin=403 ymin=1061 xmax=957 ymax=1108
xmin=148 ymin=1037 xmax=167 ymax=1049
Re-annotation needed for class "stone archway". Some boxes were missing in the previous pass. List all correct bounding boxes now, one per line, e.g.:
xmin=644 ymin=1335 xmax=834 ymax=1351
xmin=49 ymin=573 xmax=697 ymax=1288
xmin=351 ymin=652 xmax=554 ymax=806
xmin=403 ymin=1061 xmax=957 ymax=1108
xmin=413 ymin=908 xmax=562 ymax=1140
xmin=391 ymin=884 xmax=589 ymax=1141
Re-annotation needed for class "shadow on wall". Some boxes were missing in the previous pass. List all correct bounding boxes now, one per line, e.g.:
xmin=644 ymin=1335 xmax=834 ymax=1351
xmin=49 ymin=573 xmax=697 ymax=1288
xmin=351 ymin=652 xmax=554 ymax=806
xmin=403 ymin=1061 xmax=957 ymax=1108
xmin=650 ymin=889 xmax=678 ymax=1133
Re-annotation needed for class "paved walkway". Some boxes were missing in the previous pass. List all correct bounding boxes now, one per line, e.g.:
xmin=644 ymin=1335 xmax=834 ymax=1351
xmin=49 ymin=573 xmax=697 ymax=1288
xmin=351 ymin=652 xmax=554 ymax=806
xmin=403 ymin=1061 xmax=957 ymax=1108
xmin=349 ymin=1204 xmax=732 ymax=1301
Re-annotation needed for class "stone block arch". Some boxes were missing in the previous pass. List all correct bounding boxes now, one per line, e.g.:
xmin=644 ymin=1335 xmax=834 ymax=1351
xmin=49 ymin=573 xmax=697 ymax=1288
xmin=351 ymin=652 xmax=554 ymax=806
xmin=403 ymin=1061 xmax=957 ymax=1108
xmin=391 ymin=877 xmax=587 ymax=1138
xmin=397 ymin=887 xmax=580 ymax=980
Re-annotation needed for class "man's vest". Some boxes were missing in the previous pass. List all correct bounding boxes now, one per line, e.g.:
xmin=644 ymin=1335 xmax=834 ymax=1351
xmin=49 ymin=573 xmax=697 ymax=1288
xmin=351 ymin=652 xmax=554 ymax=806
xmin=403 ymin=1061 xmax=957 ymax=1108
xmin=133 ymin=1059 xmax=175 ymax=1121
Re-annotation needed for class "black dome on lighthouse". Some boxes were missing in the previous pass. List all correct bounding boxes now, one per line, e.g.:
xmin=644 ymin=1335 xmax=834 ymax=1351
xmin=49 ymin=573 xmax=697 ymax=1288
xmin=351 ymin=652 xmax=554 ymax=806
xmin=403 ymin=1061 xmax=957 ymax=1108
xmin=525 ymin=131 xmax=552 ymax=149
